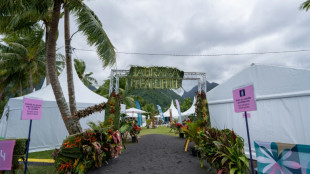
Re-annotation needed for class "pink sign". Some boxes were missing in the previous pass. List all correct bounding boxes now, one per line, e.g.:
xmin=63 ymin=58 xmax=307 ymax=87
xmin=21 ymin=98 xmax=43 ymax=120
xmin=0 ymin=140 xmax=16 ymax=171
xmin=233 ymin=85 xmax=257 ymax=113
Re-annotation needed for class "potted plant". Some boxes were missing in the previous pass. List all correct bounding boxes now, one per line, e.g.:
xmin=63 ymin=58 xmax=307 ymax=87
xmin=129 ymin=121 xmax=141 ymax=143
xmin=175 ymin=123 xmax=184 ymax=138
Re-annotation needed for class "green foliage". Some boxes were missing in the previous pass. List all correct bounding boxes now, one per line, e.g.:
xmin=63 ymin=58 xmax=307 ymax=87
xmin=300 ymin=0 xmax=310 ymax=11
xmin=74 ymin=59 xmax=98 ymax=87
xmin=197 ymin=128 xmax=249 ymax=173
xmin=130 ymin=89 xmax=184 ymax=109
xmin=126 ymin=66 xmax=184 ymax=90
xmin=68 ymin=0 xmax=116 ymax=68
xmin=53 ymin=124 xmax=123 ymax=174
xmin=182 ymin=119 xmax=204 ymax=146
xmin=104 ymin=92 xmax=120 ymax=130
xmin=195 ymin=91 xmax=211 ymax=127
xmin=180 ymin=97 xmax=192 ymax=112
xmin=146 ymin=119 xmax=152 ymax=126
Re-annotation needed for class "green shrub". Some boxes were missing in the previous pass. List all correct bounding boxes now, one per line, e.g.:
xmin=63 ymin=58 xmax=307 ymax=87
xmin=53 ymin=124 xmax=123 ymax=174
xmin=197 ymin=128 xmax=249 ymax=173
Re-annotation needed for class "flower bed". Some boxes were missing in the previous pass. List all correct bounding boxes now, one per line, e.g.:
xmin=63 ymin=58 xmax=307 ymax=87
xmin=53 ymin=125 xmax=122 ymax=174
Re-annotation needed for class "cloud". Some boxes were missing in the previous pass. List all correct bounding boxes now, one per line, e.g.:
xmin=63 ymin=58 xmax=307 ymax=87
xmin=55 ymin=0 xmax=310 ymax=91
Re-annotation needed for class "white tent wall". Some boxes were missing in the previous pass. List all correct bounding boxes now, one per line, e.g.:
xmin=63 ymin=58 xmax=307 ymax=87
xmin=208 ymin=64 xmax=310 ymax=159
xmin=0 ymin=64 xmax=111 ymax=152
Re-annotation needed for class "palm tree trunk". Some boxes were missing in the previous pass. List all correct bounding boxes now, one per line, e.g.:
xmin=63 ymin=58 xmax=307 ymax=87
xmin=64 ymin=6 xmax=77 ymax=115
xmin=152 ymin=112 xmax=155 ymax=129
xmin=44 ymin=21 xmax=50 ymax=86
xmin=47 ymin=0 xmax=81 ymax=135
xmin=29 ymin=69 xmax=34 ymax=92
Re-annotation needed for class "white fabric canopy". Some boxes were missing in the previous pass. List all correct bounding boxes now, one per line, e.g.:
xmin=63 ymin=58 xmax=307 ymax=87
xmin=125 ymin=108 xmax=146 ymax=114
xmin=0 ymin=65 xmax=111 ymax=152
xmin=163 ymin=100 xmax=181 ymax=118
xmin=208 ymin=64 xmax=310 ymax=159
xmin=181 ymin=97 xmax=196 ymax=116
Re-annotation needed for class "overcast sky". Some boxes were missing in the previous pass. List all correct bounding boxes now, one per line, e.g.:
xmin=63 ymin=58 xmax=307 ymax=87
xmin=56 ymin=0 xmax=310 ymax=91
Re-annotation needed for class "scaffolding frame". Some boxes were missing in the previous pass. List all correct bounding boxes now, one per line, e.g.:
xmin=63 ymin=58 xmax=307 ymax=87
xmin=109 ymin=69 xmax=207 ymax=95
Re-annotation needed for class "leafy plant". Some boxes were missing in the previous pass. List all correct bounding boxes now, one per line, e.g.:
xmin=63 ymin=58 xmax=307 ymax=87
xmin=197 ymin=128 xmax=249 ymax=173
xmin=53 ymin=123 xmax=123 ymax=174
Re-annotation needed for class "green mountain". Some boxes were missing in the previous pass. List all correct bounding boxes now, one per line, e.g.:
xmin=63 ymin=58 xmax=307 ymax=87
xmin=129 ymin=89 xmax=184 ymax=110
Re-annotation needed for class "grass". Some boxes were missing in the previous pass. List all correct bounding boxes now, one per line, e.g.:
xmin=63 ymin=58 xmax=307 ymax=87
xmin=15 ymin=165 xmax=56 ymax=174
xmin=140 ymin=125 xmax=178 ymax=137
xmin=28 ymin=150 xmax=54 ymax=159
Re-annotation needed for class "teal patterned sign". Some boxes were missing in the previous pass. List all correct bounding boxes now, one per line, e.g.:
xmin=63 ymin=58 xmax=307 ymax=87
xmin=255 ymin=141 xmax=310 ymax=174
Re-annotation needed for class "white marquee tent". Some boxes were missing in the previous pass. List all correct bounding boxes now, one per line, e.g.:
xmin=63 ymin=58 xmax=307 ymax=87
xmin=0 ymin=66 xmax=110 ymax=152
xmin=207 ymin=64 xmax=310 ymax=158
xmin=163 ymin=100 xmax=181 ymax=118
xmin=181 ymin=97 xmax=196 ymax=116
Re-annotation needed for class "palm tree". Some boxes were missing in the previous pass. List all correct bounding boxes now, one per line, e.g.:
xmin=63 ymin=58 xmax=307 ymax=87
xmin=142 ymin=104 xmax=158 ymax=128
xmin=0 ymin=27 xmax=46 ymax=96
xmin=0 ymin=0 xmax=116 ymax=135
xmin=74 ymin=59 xmax=98 ymax=87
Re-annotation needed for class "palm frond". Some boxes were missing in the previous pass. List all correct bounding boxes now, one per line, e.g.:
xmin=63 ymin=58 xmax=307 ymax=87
xmin=300 ymin=0 xmax=310 ymax=11
xmin=69 ymin=1 xmax=116 ymax=68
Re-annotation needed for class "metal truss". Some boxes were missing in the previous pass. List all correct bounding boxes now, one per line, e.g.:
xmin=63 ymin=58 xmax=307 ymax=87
xmin=109 ymin=69 xmax=207 ymax=95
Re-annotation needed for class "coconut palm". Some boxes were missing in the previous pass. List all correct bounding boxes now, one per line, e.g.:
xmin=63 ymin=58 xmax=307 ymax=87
xmin=0 ymin=0 xmax=116 ymax=134
xmin=0 ymin=27 xmax=46 ymax=96
xmin=74 ymin=59 xmax=98 ymax=87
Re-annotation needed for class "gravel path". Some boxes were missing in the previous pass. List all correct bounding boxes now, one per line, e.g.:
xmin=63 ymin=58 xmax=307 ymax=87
xmin=88 ymin=134 xmax=216 ymax=174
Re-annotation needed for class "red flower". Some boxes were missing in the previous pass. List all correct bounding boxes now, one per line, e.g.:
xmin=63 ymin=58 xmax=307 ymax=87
xmin=232 ymin=130 xmax=236 ymax=142
xmin=175 ymin=123 xmax=183 ymax=128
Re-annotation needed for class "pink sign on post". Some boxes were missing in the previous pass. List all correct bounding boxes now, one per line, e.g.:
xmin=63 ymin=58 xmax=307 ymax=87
xmin=0 ymin=140 xmax=16 ymax=171
xmin=21 ymin=98 xmax=43 ymax=120
xmin=232 ymin=84 xmax=257 ymax=113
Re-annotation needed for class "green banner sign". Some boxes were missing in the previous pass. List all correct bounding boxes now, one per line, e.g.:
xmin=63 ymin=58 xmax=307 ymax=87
xmin=126 ymin=66 xmax=184 ymax=89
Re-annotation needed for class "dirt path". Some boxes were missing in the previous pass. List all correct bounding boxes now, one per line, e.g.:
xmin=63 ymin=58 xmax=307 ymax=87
xmin=87 ymin=134 xmax=216 ymax=174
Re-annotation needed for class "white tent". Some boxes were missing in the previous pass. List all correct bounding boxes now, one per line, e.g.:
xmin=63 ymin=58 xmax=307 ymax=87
xmin=181 ymin=97 xmax=196 ymax=116
xmin=124 ymin=113 xmax=146 ymax=127
xmin=208 ymin=64 xmax=310 ymax=159
xmin=163 ymin=100 xmax=181 ymax=118
xmin=0 ymin=66 xmax=109 ymax=152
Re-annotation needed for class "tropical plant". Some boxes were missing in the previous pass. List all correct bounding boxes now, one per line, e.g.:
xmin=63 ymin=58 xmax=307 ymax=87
xmin=0 ymin=0 xmax=116 ymax=135
xmin=197 ymin=128 xmax=249 ymax=173
xmin=53 ymin=122 xmax=122 ymax=174
xmin=182 ymin=119 xmax=203 ymax=146
xmin=0 ymin=26 xmax=46 ymax=96
xmin=181 ymin=97 xmax=192 ymax=112
xmin=74 ymin=59 xmax=98 ymax=87
xmin=96 ymin=79 xmax=136 ymax=108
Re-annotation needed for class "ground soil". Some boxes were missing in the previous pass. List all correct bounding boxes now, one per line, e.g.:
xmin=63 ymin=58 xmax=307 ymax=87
xmin=87 ymin=134 xmax=216 ymax=174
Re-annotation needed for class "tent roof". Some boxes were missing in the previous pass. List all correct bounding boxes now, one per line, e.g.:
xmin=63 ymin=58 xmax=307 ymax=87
xmin=208 ymin=64 xmax=310 ymax=103
xmin=15 ymin=64 xmax=107 ymax=104
xmin=163 ymin=100 xmax=180 ymax=118
xmin=125 ymin=108 xmax=146 ymax=114
xmin=181 ymin=97 xmax=196 ymax=116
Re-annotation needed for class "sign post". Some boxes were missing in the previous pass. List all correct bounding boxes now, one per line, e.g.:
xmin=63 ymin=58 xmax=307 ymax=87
xmin=232 ymin=85 xmax=256 ymax=174
xmin=21 ymin=98 xmax=43 ymax=174
xmin=0 ymin=140 xmax=16 ymax=171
